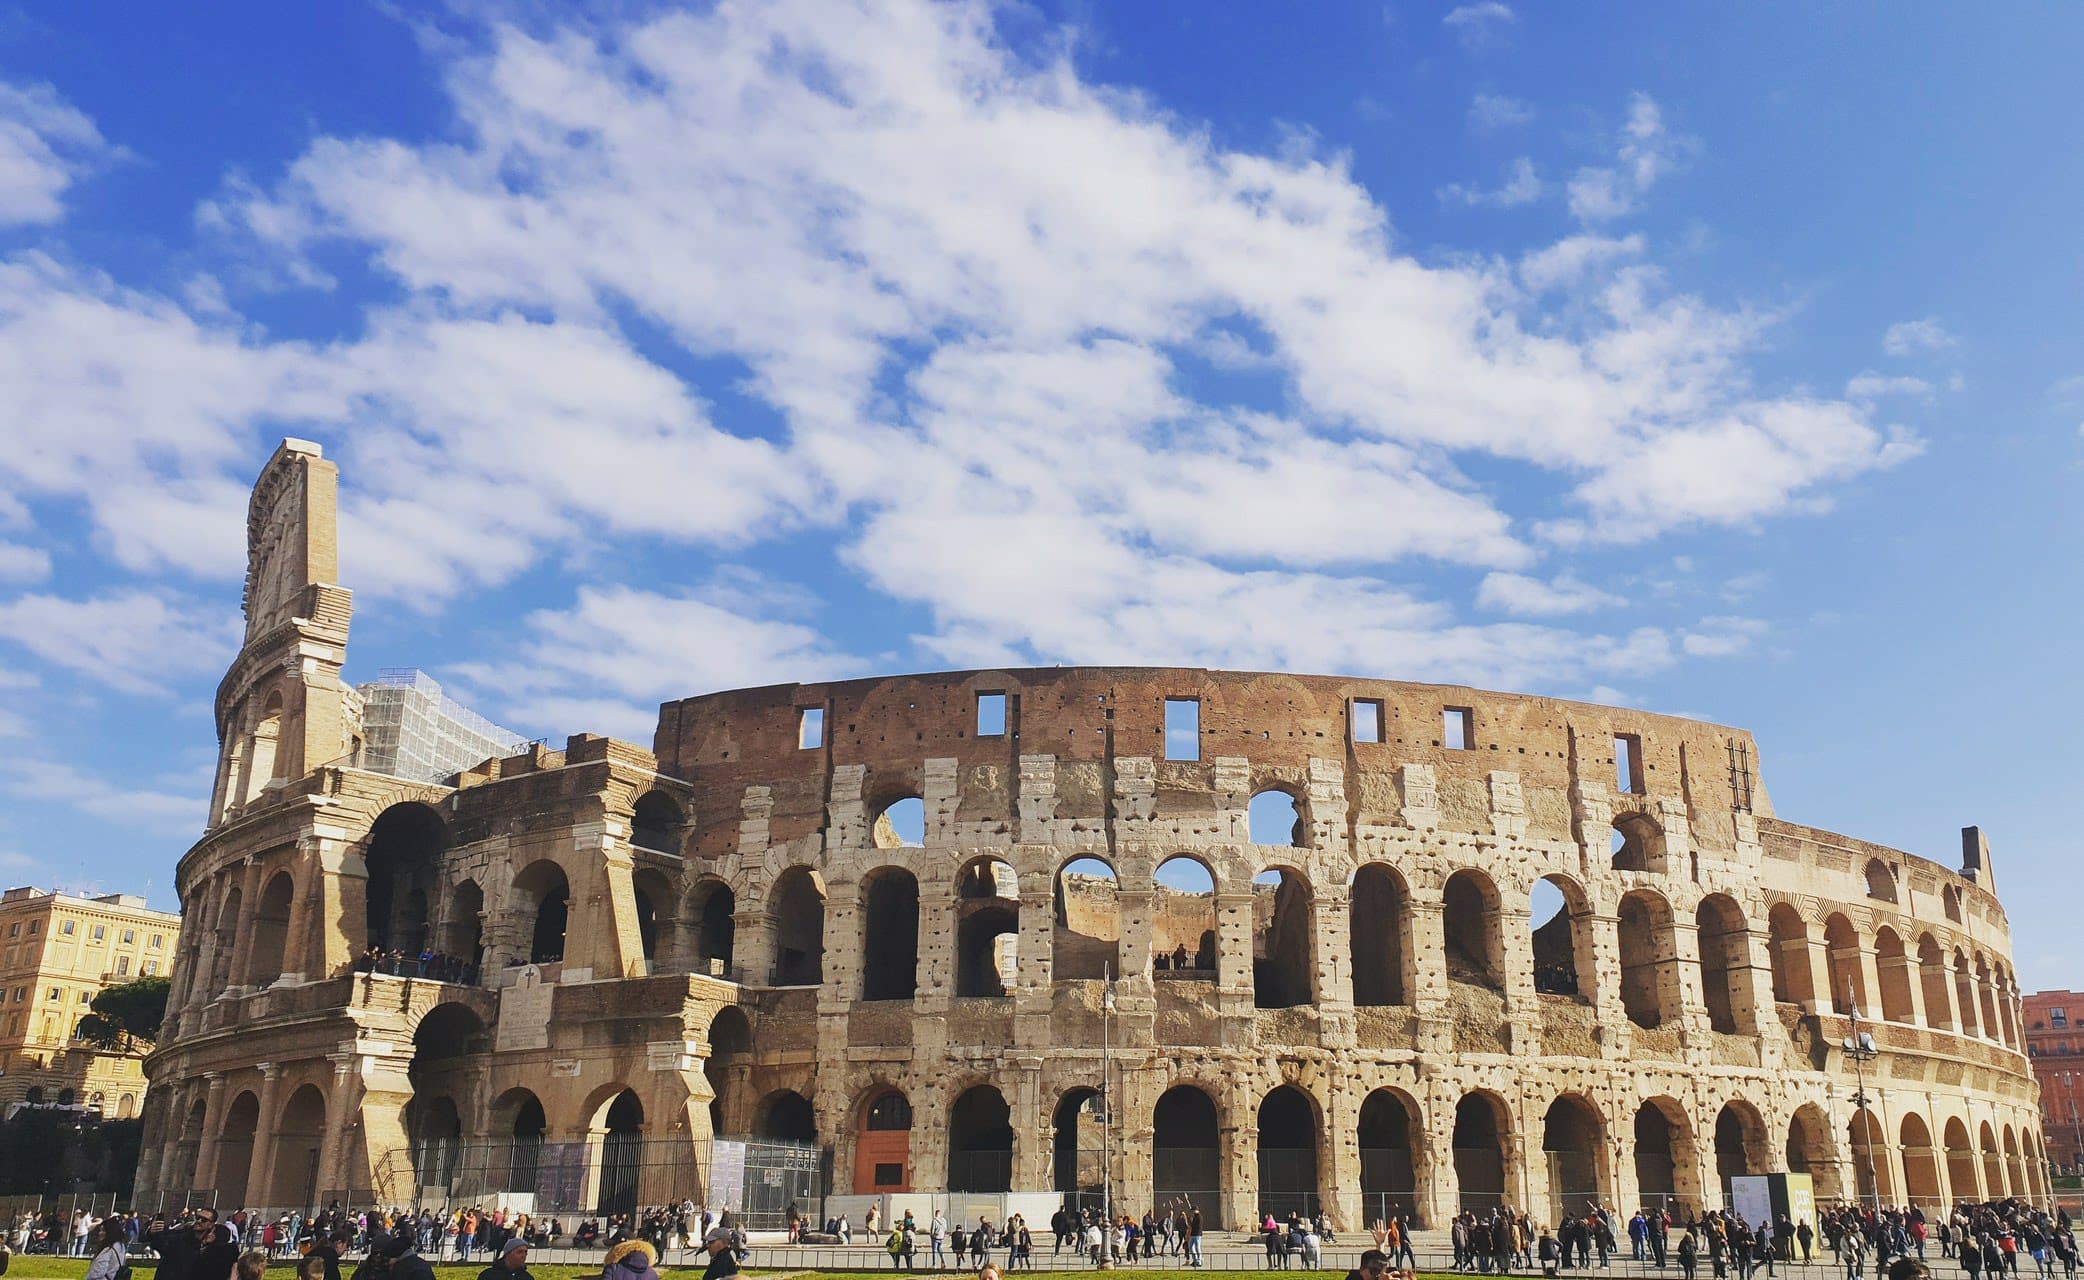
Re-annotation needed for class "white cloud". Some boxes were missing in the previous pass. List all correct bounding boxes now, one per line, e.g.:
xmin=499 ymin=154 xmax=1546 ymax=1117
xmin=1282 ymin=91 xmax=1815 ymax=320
xmin=1439 ymin=156 xmax=1542 ymax=207
xmin=1882 ymin=317 xmax=1956 ymax=357
xmin=1568 ymin=93 xmax=1687 ymax=222
xmin=1845 ymin=371 xmax=1933 ymax=400
xmin=0 ymin=80 xmax=117 ymax=227
xmin=1443 ymin=3 xmax=1517 ymax=46
xmin=0 ymin=589 xmax=238 ymax=695
xmin=1476 ymin=571 xmax=1623 ymax=617
xmin=0 ymin=757 xmax=200 ymax=836
xmin=0 ymin=541 xmax=50 ymax=583
xmin=1680 ymin=615 xmax=1768 ymax=658
xmin=1469 ymin=93 xmax=1533 ymax=131
xmin=1518 ymin=234 xmax=1644 ymax=292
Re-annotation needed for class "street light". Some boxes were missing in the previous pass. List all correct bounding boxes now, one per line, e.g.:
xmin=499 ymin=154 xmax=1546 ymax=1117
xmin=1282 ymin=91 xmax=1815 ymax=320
xmin=1842 ymin=982 xmax=1882 ymax=1213
xmin=1100 ymin=962 xmax=1116 ymax=1269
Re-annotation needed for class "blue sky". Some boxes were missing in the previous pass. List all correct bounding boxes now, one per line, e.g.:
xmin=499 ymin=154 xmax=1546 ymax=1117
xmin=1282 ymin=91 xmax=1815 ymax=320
xmin=0 ymin=2 xmax=2079 ymax=983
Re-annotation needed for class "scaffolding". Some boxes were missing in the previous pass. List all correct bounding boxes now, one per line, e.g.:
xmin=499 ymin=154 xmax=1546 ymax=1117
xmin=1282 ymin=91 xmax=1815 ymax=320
xmin=355 ymin=669 xmax=530 ymax=783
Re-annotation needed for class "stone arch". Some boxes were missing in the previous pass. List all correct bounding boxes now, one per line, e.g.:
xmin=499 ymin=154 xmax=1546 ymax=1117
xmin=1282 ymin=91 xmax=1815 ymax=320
xmin=629 ymin=865 xmax=675 ymax=966
xmin=770 ymin=865 xmax=826 ymax=986
xmin=244 ymin=869 xmax=296 ymax=987
xmin=1714 ymin=1099 xmax=1770 ymax=1206
xmin=1253 ymin=865 xmax=1315 ymax=1009
xmin=629 ymin=790 xmax=685 ymax=854
xmin=1899 ymin=1112 xmax=1944 ymax=1210
xmin=178 ymin=1095 xmax=207 ymax=1188
xmin=208 ymin=883 xmax=244 ymax=993
xmin=1997 ymin=963 xmax=2022 ymax=1048
xmin=1787 ymin=1102 xmax=1845 ymax=1203
xmin=691 ymin=878 xmax=736 ymax=975
xmin=409 ymin=1002 xmax=489 ymax=1172
xmin=1943 ymin=1116 xmax=1978 ymax=1202
xmin=1054 ymin=856 xmax=1120 ymax=981
xmin=491 ymin=1086 xmax=548 ymax=1195
xmin=948 ymin=1083 xmax=1015 ymax=1192
xmin=1980 ymin=1120 xmax=2004 ymax=1199
xmin=1850 ymin=1107 xmax=1896 ymax=1205
xmin=1617 ymin=887 xmax=1679 ymax=1029
xmin=861 ymin=866 xmax=921 ymax=1000
xmin=2003 ymin=1124 xmax=2025 ymax=1197
xmin=1351 ymin=863 xmax=1412 ymax=1006
xmin=1153 ymin=1083 xmax=1223 ymax=1223
xmin=871 ymin=794 xmax=925 ymax=849
xmin=854 ymin=1085 xmax=913 ymax=1194
xmin=704 ymin=1006 xmax=753 ymax=1135
xmin=755 ymin=1088 xmax=817 ymax=1143
xmin=1875 ymin=926 xmax=1915 ymax=1022
xmin=117 ymin=1093 xmax=136 ymax=1119
xmin=1766 ymin=902 xmax=1814 ymax=1006
xmin=1358 ymin=1088 xmax=1422 ymax=1222
xmin=1917 ymin=934 xmax=1954 ymax=1030
xmin=214 ymin=1088 xmax=261 ymax=1208
xmin=1954 ymin=948 xmax=1983 ymax=1038
xmin=1823 ymin=913 xmax=1866 ymax=1014
xmin=1611 ymin=812 xmax=1665 ymax=872
xmin=1635 ymin=1097 xmax=1702 ymax=1215
xmin=267 ymin=1083 xmax=327 ymax=1209
xmin=1249 ymin=787 xmax=1308 ymax=848
xmin=1531 ymin=873 xmax=1594 ymax=1000
xmin=955 ymin=856 xmax=1018 ymax=996
xmin=440 ymin=878 xmax=485 ymax=973
xmin=1053 ymin=1087 xmax=1104 ymax=1206
xmin=1443 ymin=868 xmax=1505 ymax=994
xmin=511 ymin=859 xmax=571 ymax=965
xmin=1975 ymin=953 xmax=2000 ymax=1041
xmin=1543 ymin=1093 xmax=1609 ymax=1223
xmin=364 ymin=801 xmax=447 ymax=955
xmin=1452 ymin=1090 xmax=1513 ymax=1212
xmin=593 ymin=1088 xmax=645 ymax=1216
xmin=1942 ymin=884 xmax=1964 ymax=923
xmin=1694 ymin=892 xmax=1753 ymax=1034
xmin=1865 ymin=858 xmax=1898 ymax=903
xmin=1257 ymin=1083 xmax=1322 ymax=1219
xmin=1154 ymin=855 xmax=1218 ymax=972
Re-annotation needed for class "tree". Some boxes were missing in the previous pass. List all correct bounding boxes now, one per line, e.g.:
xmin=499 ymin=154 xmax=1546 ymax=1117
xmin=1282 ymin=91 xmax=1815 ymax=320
xmin=74 ymin=975 xmax=170 ymax=1053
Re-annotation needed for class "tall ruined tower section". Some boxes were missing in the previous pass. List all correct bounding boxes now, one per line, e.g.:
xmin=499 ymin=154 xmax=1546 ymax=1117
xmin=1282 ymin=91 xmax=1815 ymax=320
xmin=205 ymin=439 xmax=356 ymax=826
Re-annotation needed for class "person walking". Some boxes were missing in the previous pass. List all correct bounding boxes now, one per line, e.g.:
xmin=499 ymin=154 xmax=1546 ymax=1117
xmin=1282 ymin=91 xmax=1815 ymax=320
xmin=931 ymin=1211 xmax=947 ymax=1269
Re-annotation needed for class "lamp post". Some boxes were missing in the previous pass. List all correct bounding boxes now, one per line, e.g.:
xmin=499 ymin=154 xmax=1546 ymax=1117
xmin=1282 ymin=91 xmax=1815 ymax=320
xmin=1100 ymin=962 xmax=1116 ymax=1269
xmin=1843 ymin=983 xmax=1882 ymax=1212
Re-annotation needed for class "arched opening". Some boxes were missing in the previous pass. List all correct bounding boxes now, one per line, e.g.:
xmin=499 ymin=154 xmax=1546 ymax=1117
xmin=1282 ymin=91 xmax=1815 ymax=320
xmin=630 ymin=791 xmax=683 ymax=854
xmin=1943 ymin=1117 xmax=1978 ymax=1203
xmin=1823 ymin=914 xmax=1865 ymax=1014
xmin=1053 ymin=857 xmax=1120 ymax=981
xmin=1715 ymin=1101 xmax=1769 ymax=1208
xmin=1351 ymin=864 xmax=1411 ymax=1006
xmin=364 ymin=803 xmax=446 ymax=955
xmin=208 ymin=885 xmax=244 ymax=993
xmin=214 ymin=1090 xmax=260 ymax=1208
xmin=1154 ymin=856 xmax=1217 ymax=973
xmin=631 ymin=867 xmax=674 ymax=966
xmin=22 ymin=1085 xmax=42 ymax=1105
xmin=1257 ymin=1085 xmax=1320 ymax=1220
xmin=1766 ymin=903 xmax=1814 ymax=1006
xmin=1611 ymin=813 xmax=1663 ymax=872
xmin=1979 ymin=1121 xmax=2004 ymax=1199
xmin=1998 ymin=965 xmax=2022 ymax=1048
xmin=1787 ymin=1103 xmax=1845 ymax=1203
xmin=1252 ymin=867 xmax=1315 ymax=1009
xmin=872 ymin=795 xmax=925 ymax=848
xmin=1544 ymin=1094 xmax=1607 ymax=1224
xmin=1358 ymin=1090 xmax=1419 ymax=1223
xmin=408 ymin=1001 xmax=487 ymax=1195
xmin=854 ymin=1087 xmax=913 ymax=1193
xmin=1874 ymin=927 xmax=1914 ymax=1022
xmin=756 ymin=1089 xmax=817 ymax=1143
xmin=1975 ymin=954 xmax=2000 ymax=1040
xmin=1864 ymin=859 xmax=1898 ymax=903
xmin=245 ymin=871 xmax=295 ymax=987
xmin=178 ymin=1097 xmax=205 ymax=1187
xmin=1249 ymin=788 xmax=1306 ymax=847
xmin=1053 ymin=1088 xmax=1104 ymax=1209
xmin=1443 ymin=869 xmax=1505 ymax=993
xmin=441 ymin=879 xmax=485 ymax=974
xmin=267 ymin=1084 xmax=327 ymax=1210
xmin=1635 ymin=1099 xmax=1696 ymax=1217
xmin=694 ymin=880 xmax=736 ymax=975
xmin=861 ymin=867 xmax=921 ymax=1000
xmin=770 ymin=865 xmax=826 ymax=986
xmin=495 ymin=1088 xmax=548 ymax=1195
xmin=1617 ymin=888 xmax=1678 ymax=1029
xmin=1954 ymin=949 xmax=1983 ymax=1038
xmin=1850 ymin=1108 xmax=1896 ymax=1205
xmin=1453 ymin=1092 xmax=1511 ymax=1211
xmin=948 ymin=1084 xmax=1014 ymax=1192
xmin=246 ymin=691 xmax=284 ymax=800
xmin=512 ymin=860 xmax=570 ymax=965
xmin=596 ymin=1089 xmax=644 ymax=1217
xmin=1917 ymin=935 xmax=1954 ymax=1030
xmin=1530 ymin=875 xmax=1592 ymax=1000
xmin=1695 ymin=893 xmax=1751 ymax=1034
xmin=1900 ymin=1113 xmax=1944 ymax=1210
xmin=1942 ymin=885 xmax=1964 ymax=923
xmin=2004 ymin=1126 xmax=2025 ymax=1197
xmin=704 ymin=1006 xmax=752 ymax=1135
xmin=57 ymin=1087 xmax=75 ymax=1106
xmin=1153 ymin=1085 xmax=1222 ymax=1223
xmin=117 ymin=1093 xmax=135 ymax=1119
xmin=955 ymin=857 xmax=1018 ymax=997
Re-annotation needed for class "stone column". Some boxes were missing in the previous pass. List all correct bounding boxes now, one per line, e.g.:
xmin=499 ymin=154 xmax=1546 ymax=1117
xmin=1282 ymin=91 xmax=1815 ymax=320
xmin=190 ymin=1073 xmax=230 ymax=1198
xmin=1319 ymin=1072 xmax=1360 ymax=1233
xmin=1855 ymin=943 xmax=1887 ymax=1021
xmin=1782 ymin=929 xmax=1831 ymax=1016
xmin=1409 ymin=898 xmax=1452 ymax=1056
xmin=223 ymin=857 xmax=269 ymax=992
xmin=244 ymin=1063 xmax=288 ymax=1208
xmin=314 ymin=1056 xmax=360 ymax=1207
xmin=1497 ymin=889 xmax=1533 ymax=1043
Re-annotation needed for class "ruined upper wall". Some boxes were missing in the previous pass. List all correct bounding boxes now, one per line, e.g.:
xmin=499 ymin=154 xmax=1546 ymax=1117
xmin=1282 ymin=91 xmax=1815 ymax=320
xmin=655 ymin=667 xmax=1777 ymax=859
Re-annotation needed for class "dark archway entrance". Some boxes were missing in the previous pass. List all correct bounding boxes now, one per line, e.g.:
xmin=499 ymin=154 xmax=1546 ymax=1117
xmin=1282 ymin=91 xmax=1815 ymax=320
xmin=1359 ymin=1090 xmax=1418 ymax=1223
xmin=1257 ymin=1085 xmax=1320 ymax=1219
xmin=949 ymin=1085 xmax=1014 ymax=1191
xmin=1153 ymin=1086 xmax=1221 ymax=1223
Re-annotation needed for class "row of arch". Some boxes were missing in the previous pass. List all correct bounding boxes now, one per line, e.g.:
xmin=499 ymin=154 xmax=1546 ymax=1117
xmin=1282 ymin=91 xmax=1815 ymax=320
xmin=15 ymin=1086 xmax=136 ymax=1116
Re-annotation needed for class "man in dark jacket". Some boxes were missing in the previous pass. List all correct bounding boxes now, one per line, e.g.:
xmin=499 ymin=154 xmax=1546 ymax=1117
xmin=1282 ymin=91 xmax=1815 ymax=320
xmin=700 ymin=1229 xmax=741 ymax=1280
xmin=148 ymin=1211 xmax=235 ymax=1280
xmin=384 ymin=1234 xmax=437 ymax=1280
xmin=477 ymin=1237 xmax=531 ymax=1280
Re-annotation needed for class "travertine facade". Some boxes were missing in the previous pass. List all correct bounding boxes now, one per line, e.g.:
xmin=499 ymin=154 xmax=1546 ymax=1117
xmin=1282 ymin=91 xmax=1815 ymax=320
xmin=140 ymin=440 xmax=2047 ymax=1226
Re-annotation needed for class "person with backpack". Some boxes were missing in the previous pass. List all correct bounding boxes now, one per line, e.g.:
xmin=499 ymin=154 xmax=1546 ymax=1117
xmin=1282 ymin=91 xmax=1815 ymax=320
xmin=85 ymin=1219 xmax=129 ymax=1280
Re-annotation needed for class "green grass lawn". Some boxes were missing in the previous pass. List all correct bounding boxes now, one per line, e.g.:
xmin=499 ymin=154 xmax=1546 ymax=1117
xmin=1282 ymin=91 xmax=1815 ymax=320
xmin=0 ymin=1264 xmax=1455 ymax=1280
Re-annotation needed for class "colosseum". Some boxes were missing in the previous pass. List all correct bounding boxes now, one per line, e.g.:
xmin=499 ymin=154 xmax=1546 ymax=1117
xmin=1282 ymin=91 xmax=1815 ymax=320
xmin=138 ymin=440 xmax=2047 ymax=1230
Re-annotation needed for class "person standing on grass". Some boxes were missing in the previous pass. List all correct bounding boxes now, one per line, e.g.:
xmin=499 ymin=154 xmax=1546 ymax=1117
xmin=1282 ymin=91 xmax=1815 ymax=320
xmin=700 ymin=1229 xmax=740 ymax=1280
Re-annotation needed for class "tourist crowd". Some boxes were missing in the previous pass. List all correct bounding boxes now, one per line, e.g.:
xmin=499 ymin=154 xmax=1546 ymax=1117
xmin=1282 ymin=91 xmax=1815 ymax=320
xmin=352 ymin=947 xmax=480 ymax=984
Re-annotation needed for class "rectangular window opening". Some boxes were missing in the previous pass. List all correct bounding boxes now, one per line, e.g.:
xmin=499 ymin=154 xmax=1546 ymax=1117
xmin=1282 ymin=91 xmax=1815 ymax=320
xmin=1164 ymin=698 xmax=1200 ymax=761
xmin=1352 ymin=699 xmax=1383 ymax=744
xmin=976 ymin=692 xmax=1008 ymax=737
xmin=1443 ymin=707 xmax=1473 ymax=751
xmin=1615 ymin=733 xmax=1645 ymax=794
xmin=874 ymin=1163 xmax=904 ymax=1187
xmin=796 ymin=706 xmax=825 ymax=750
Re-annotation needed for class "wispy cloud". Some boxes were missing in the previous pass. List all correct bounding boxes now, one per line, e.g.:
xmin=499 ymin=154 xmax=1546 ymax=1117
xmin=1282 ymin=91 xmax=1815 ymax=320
xmin=1444 ymin=2 xmax=1517 ymax=47
xmin=1439 ymin=156 xmax=1542 ymax=207
xmin=1882 ymin=317 xmax=1956 ymax=356
xmin=1568 ymin=93 xmax=1689 ymax=221
xmin=0 ymin=80 xmax=119 ymax=227
xmin=1469 ymin=92 xmax=1533 ymax=131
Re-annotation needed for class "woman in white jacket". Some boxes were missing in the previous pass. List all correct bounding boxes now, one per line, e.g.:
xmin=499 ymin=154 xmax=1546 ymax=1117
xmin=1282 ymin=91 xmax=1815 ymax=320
xmin=83 ymin=1218 xmax=127 ymax=1280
